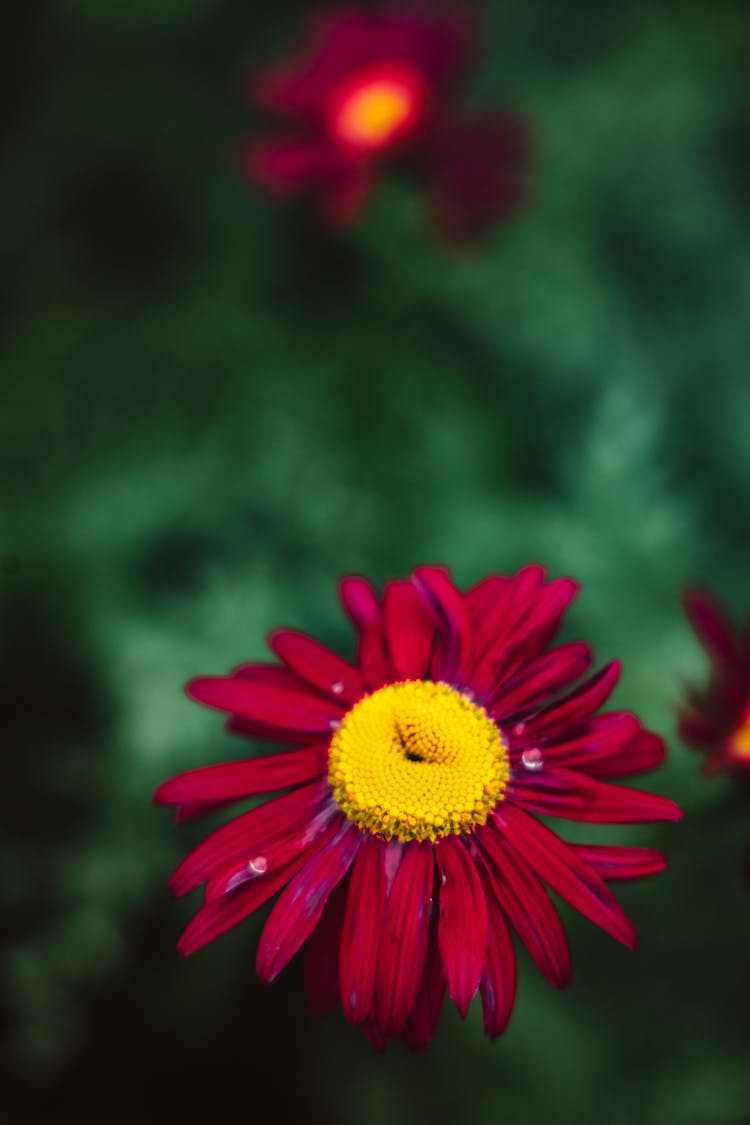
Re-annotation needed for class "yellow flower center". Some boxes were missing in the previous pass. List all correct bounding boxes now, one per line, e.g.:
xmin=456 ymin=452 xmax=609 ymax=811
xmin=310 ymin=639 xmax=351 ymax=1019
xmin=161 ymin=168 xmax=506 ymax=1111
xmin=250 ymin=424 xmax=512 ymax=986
xmin=328 ymin=681 xmax=509 ymax=843
xmin=333 ymin=77 xmax=419 ymax=149
xmin=730 ymin=703 xmax=750 ymax=758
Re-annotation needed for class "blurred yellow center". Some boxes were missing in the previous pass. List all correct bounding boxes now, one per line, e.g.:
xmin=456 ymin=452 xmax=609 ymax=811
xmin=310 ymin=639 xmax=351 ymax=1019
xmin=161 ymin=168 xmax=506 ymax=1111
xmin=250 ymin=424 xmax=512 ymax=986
xmin=335 ymin=80 xmax=415 ymax=147
xmin=730 ymin=705 xmax=750 ymax=758
xmin=328 ymin=680 xmax=508 ymax=843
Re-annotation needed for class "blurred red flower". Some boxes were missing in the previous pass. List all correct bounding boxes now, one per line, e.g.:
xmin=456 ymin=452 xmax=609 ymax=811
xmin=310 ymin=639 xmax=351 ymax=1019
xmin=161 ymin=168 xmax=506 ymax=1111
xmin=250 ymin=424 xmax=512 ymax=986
xmin=157 ymin=565 xmax=680 ymax=1048
xmin=245 ymin=6 xmax=528 ymax=242
xmin=680 ymin=588 xmax=750 ymax=775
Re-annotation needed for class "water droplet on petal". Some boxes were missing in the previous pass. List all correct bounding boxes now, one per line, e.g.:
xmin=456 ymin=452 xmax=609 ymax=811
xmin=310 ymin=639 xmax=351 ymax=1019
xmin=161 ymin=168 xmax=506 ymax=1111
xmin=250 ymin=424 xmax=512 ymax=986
xmin=331 ymin=681 xmax=345 ymax=695
xmin=513 ymin=722 xmax=527 ymax=737
xmin=248 ymin=855 xmax=268 ymax=875
xmin=329 ymin=718 xmax=342 ymax=731
xmin=349 ymin=989 xmax=358 ymax=1011
xmin=521 ymin=748 xmax=544 ymax=771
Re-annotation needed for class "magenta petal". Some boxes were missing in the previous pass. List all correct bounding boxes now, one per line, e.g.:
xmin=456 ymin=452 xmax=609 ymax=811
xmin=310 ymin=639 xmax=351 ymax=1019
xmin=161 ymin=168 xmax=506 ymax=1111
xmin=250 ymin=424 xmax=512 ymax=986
xmin=384 ymin=579 xmax=435 ymax=680
xmin=339 ymin=836 xmax=388 ymax=1026
xmin=339 ymin=575 xmax=392 ymax=688
xmin=376 ymin=842 xmax=435 ymax=1036
xmin=491 ymin=642 xmax=593 ymax=718
xmin=570 ymin=844 xmax=668 ymax=881
xmin=478 ymin=865 xmax=517 ymax=1039
xmin=187 ymin=676 xmax=341 ymax=733
xmin=508 ymin=766 xmax=683 ymax=824
xmin=585 ymin=729 xmax=666 ymax=778
xmin=435 ymin=837 xmax=488 ymax=1017
xmin=477 ymin=825 xmax=570 ymax=988
xmin=169 ymin=779 xmax=332 ymax=896
xmin=269 ymin=629 xmax=365 ymax=704
xmin=154 ymin=745 xmax=328 ymax=811
xmin=404 ymin=914 xmax=445 ymax=1050
xmin=464 ymin=575 xmax=510 ymax=629
xmin=521 ymin=661 xmax=622 ymax=738
xmin=494 ymin=806 xmax=637 ymax=949
xmin=178 ymin=854 xmax=307 ymax=956
xmin=411 ymin=566 xmax=472 ymax=681
xmin=684 ymin=587 xmax=741 ymax=666
xmin=256 ymin=820 xmax=361 ymax=983
xmin=304 ymin=876 xmax=349 ymax=1015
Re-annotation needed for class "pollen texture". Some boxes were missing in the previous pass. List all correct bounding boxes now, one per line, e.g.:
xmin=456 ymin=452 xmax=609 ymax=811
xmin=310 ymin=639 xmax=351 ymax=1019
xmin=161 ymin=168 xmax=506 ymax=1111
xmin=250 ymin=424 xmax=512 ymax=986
xmin=328 ymin=680 xmax=508 ymax=843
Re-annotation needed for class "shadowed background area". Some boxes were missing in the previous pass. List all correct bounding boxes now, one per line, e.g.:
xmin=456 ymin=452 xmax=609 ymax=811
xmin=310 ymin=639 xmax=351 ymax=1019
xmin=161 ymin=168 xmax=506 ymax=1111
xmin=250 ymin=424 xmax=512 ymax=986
xmin=3 ymin=1 xmax=750 ymax=1122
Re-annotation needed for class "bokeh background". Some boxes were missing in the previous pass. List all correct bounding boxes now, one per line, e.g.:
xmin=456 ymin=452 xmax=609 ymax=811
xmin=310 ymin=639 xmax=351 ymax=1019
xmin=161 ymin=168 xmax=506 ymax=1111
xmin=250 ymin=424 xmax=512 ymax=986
xmin=3 ymin=1 xmax=750 ymax=1121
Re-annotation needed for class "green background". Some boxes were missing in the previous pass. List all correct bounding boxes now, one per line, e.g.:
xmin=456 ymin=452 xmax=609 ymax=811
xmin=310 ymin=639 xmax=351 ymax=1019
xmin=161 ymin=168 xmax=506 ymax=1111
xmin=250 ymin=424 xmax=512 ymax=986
xmin=3 ymin=1 xmax=750 ymax=1121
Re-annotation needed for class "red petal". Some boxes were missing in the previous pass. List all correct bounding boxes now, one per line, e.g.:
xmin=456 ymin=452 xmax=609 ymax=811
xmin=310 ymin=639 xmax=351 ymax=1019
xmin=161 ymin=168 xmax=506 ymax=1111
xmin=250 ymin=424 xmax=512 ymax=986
xmin=491 ymin=642 xmax=593 ymax=719
xmin=383 ymin=579 xmax=435 ymax=680
xmin=339 ymin=575 xmax=392 ymax=688
xmin=376 ymin=842 xmax=435 ymax=1036
xmin=508 ymin=767 xmax=683 ymax=824
xmin=304 ymin=876 xmax=349 ymax=1014
xmin=269 ymin=629 xmax=364 ymax=704
xmin=684 ymin=587 xmax=741 ymax=666
xmin=570 ymin=844 xmax=668 ymax=881
xmin=154 ymin=745 xmax=328 ymax=811
xmin=520 ymin=661 xmax=621 ymax=739
xmin=404 ymin=912 xmax=445 ymax=1050
xmin=187 ymin=676 xmax=341 ymax=733
xmin=177 ymin=853 xmax=306 ymax=956
xmin=256 ymin=820 xmax=361 ymax=983
xmin=584 ymin=729 xmax=666 ymax=778
xmin=494 ymin=806 xmax=637 ymax=949
xmin=411 ymin=566 xmax=472 ymax=681
xmin=169 ymin=779 xmax=332 ymax=896
xmin=464 ymin=575 xmax=511 ymax=629
xmin=478 ymin=865 xmax=517 ymax=1039
xmin=476 ymin=825 xmax=570 ymax=988
xmin=339 ymin=836 xmax=388 ymax=1026
xmin=435 ymin=837 xmax=488 ymax=1017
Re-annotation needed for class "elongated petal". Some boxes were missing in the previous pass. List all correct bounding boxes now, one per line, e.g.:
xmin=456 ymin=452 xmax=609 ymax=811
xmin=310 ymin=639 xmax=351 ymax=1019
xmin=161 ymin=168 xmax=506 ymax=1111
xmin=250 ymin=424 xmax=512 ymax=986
xmin=269 ymin=629 xmax=364 ymax=704
xmin=684 ymin=587 xmax=741 ymax=665
xmin=412 ymin=566 xmax=472 ymax=681
xmin=404 ymin=910 xmax=445 ymax=1050
xmin=187 ymin=676 xmax=341 ymax=733
xmin=585 ymin=729 xmax=666 ymax=778
xmin=339 ymin=836 xmax=388 ymax=1026
xmin=178 ymin=854 xmax=307 ymax=956
xmin=384 ymin=580 xmax=435 ymax=680
xmin=376 ymin=842 xmax=435 ymax=1036
xmin=169 ymin=779 xmax=331 ymax=896
xmin=256 ymin=821 xmax=361 ymax=983
xmin=477 ymin=826 xmax=570 ymax=988
xmin=464 ymin=575 xmax=510 ymax=628
xmin=304 ymin=877 xmax=348 ymax=1014
xmin=435 ymin=836 xmax=487 ymax=1017
xmin=339 ymin=575 xmax=392 ymax=688
xmin=494 ymin=806 xmax=636 ymax=948
xmin=570 ymin=844 xmax=667 ymax=881
xmin=520 ymin=661 xmax=621 ymax=739
xmin=477 ymin=863 xmax=516 ymax=1039
xmin=508 ymin=767 xmax=683 ymax=824
xmin=154 ymin=745 xmax=328 ymax=811
xmin=491 ymin=643 xmax=592 ymax=719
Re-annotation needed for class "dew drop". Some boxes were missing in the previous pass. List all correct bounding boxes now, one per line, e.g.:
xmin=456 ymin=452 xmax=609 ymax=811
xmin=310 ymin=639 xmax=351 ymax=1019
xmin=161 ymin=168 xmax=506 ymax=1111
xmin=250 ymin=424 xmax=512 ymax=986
xmin=521 ymin=748 xmax=544 ymax=771
xmin=329 ymin=718 xmax=342 ymax=731
xmin=513 ymin=722 xmax=527 ymax=737
xmin=248 ymin=855 xmax=268 ymax=875
xmin=331 ymin=681 xmax=345 ymax=695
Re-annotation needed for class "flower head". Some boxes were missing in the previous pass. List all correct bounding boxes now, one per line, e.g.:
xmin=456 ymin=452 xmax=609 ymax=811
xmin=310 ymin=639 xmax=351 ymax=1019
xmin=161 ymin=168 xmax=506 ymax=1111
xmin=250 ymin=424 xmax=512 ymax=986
xmin=246 ymin=6 xmax=527 ymax=241
xmin=680 ymin=587 xmax=750 ymax=775
xmin=156 ymin=565 xmax=681 ymax=1048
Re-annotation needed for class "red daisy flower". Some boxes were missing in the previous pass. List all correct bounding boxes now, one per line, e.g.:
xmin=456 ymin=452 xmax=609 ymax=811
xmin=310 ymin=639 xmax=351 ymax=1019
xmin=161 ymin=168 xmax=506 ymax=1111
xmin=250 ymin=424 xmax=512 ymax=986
xmin=156 ymin=565 xmax=681 ymax=1048
xmin=680 ymin=587 xmax=750 ymax=775
xmin=246 ymin=6 xmax=527 ymax=242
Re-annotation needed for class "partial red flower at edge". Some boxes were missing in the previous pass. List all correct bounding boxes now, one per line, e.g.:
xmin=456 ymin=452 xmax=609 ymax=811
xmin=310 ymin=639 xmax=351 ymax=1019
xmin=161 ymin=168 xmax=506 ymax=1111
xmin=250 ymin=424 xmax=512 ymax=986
xmin=156 ymin=565 xmax=681 ymax=1049
xmin=680 ymin=587 xmax=750 ymax=776
xmin=245 ymin=6 xmax=528 ymax=241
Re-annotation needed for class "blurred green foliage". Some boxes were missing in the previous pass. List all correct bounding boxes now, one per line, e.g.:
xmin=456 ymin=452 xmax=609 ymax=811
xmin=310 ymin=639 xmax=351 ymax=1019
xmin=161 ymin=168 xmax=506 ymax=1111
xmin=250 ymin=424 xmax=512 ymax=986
xmin=2 ymin=1 xmax=750 ymax=1122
